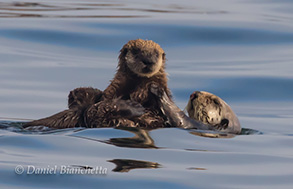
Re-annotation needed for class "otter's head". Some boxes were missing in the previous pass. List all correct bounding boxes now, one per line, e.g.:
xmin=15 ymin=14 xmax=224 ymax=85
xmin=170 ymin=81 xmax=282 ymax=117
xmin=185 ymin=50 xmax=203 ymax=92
xmin=186 ymin=91 xmax=225 ymax=126
xmin=118 ymin=39 xmax=165 ymax=78
xmin=186 ymin=91 xmax=241 ymax=133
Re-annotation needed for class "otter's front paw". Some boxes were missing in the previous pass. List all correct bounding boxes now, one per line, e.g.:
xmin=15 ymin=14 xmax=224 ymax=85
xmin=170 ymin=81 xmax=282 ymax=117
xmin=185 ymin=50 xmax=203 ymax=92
xmin=114 ymin=99 xmax=145 ymax=118
xmin=150 ymin=83 xmax=163 ymax=98
xmin=214 ymin=119 xmax=229 ymax=130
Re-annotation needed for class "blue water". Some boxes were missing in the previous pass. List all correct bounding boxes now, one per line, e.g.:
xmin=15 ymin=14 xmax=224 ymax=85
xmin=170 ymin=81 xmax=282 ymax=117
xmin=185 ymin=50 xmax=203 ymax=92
xmin=0 ymin=0 xmax=293 ymax=188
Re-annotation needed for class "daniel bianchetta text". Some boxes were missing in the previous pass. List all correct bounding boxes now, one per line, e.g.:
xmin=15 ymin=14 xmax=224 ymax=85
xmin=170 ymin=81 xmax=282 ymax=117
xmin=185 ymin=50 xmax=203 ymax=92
xmin=15 ymin=165 xmax=107 ymax=175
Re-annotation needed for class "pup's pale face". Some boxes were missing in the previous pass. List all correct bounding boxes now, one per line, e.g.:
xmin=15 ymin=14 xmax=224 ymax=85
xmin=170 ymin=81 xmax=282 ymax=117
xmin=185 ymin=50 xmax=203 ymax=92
xmin=125 ymin=48 xmax=163 ymax=78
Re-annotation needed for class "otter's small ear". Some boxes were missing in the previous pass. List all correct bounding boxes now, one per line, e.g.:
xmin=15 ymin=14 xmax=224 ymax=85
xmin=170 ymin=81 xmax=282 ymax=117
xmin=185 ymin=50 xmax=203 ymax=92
xmin=213 ymin=99 xmax=220 ymax=106
xmin=220 ymin=119 xmax=229 ymax=129
xmin=119 ymin=47 xmax=129 ymax=61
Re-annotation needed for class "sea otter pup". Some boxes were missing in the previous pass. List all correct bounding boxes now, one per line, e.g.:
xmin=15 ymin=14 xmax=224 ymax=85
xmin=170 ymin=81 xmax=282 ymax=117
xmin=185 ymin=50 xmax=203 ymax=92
xmin=24 ymin=39 xmax=213 ymax=131
xmin=186 ymin=91 xmax=241 ymax=134
xmin=84 ymin=39 xmax=212 ymax=129
xmin=82 ymin=39 xmax=170 ymax=128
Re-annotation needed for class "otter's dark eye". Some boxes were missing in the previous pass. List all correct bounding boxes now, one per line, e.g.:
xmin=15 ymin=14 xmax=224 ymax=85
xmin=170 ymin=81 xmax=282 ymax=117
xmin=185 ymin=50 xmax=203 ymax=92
xmin=154 ymin=50 xmax=159 ymax=57
xmin=213 ymin=99 xmax=220 ymax=105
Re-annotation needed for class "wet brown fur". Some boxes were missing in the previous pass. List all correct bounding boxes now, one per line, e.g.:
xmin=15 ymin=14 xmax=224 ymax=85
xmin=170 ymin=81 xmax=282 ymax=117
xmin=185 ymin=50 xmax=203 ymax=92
xmin=104 ymin=39 xmax=171 ymax=103
xmin=24 ymin=39 xmax=172 ymax=129
xmin=88 ymin=39 xmax=172 ymax=128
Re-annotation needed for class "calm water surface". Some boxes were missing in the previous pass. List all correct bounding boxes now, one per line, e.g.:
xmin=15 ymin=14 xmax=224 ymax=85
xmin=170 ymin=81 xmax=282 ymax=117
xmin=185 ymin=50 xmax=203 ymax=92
xmin=0 ymin=0 xmax=293 ymax=188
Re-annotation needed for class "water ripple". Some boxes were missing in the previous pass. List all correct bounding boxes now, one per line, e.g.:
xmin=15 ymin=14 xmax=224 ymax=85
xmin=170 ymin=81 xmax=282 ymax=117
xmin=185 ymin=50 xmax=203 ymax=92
xmin=0 ymin=1 xmax=226 ymax=19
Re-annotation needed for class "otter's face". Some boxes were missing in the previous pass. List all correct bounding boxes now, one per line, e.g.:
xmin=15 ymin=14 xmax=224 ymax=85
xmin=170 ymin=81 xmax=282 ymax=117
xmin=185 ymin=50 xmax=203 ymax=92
xmin=124 ymin=48 xmax=164 ymax=78
xmin=187 ymin=91 xmax=241 ymax=134
xmin=186 ymin=91 xmax=224 ymax=126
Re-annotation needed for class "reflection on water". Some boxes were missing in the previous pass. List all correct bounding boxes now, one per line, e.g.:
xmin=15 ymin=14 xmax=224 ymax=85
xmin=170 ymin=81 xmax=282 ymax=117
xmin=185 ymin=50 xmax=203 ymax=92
xmin=71 ymin=127 xmax=158 ymax=149
xmin=240 ymin=128 xmax=263 ymax=135
xmin=105 ymin=127 xmax=157 ymax=149
xmin=1 ymin=0 xmax=293 ymax=188
xmin=108 ymin=159 xmax=161 ymax=172
xmin=189 ymin=128 xmax=262 ymax=138
xmin=189 ymin=130 xmax=236 ymax=138
xmin=187 ymin=167 xmax=206 ymax=171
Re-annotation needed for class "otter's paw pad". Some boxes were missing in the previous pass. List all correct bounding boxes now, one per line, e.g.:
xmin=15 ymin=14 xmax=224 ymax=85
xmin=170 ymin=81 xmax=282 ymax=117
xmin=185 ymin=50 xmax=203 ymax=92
xmin=114 ymin=99 xmax=145 ymax=118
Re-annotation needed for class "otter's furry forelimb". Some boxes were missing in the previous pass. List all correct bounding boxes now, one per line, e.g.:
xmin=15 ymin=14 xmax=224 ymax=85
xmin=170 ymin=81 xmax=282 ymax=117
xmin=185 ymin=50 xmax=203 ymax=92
xmin=149 ymin=84 xmax=214 ymax=130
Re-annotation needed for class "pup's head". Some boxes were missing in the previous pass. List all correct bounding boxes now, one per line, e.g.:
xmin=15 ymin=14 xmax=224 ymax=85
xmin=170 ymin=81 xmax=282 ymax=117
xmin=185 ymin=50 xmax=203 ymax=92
xmin=119 ymin=39 xmax=165 ymax=78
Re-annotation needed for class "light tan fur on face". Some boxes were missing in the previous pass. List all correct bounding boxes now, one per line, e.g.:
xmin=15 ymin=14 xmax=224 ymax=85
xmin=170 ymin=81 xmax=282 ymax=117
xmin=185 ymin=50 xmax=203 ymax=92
xmin=186 ymin=91 xmax=241 ymax=134
xmin=186 ymin=91 xmax=222 ymax=125
xmin=119 ymin=39 xmax=165 ymax=78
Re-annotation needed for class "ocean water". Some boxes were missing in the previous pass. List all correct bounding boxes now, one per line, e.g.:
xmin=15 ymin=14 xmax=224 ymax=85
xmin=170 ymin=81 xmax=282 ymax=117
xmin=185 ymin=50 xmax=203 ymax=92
xmin=0 ymin=0 xmax=293 ymax=188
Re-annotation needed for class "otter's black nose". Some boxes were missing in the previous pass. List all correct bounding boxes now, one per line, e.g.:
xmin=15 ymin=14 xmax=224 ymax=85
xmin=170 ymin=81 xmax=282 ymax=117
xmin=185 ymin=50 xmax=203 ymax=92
xmin=190 ymin=91 xmax=200 ymax=100
xmin=142 ymin=60 xmax=154 ymax=66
